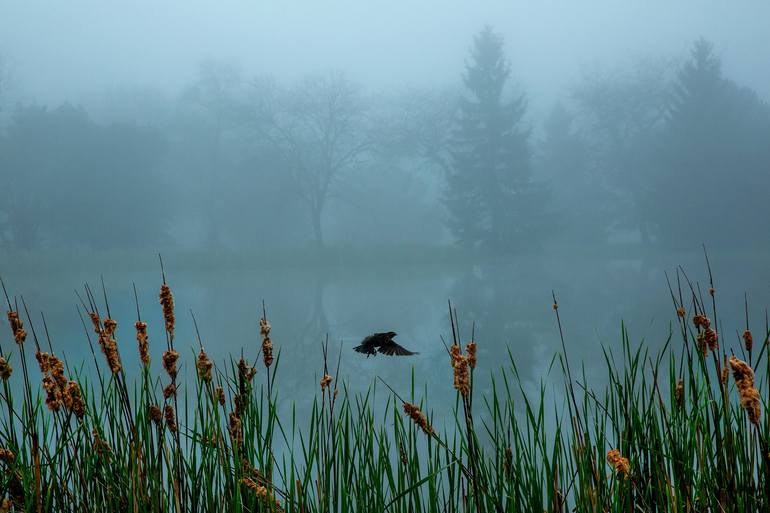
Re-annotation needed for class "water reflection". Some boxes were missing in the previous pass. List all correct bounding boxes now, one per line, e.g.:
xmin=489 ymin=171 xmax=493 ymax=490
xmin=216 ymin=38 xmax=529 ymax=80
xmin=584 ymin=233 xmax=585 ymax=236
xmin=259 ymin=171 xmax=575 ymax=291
xmin=1 ymin=251 xmax=768 ymax=429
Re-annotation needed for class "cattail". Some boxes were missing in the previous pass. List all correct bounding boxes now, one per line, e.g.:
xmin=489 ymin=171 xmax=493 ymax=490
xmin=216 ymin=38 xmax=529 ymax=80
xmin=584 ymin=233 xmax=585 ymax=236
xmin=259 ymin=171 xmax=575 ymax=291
xmin=466 ymin=341 xmax=477 ymax=369
xmin=64 ymin=381 xmax=85 ymax=419
xmin=229 ymin=412 xmax=243 ymax=446
xmin=676 ymin=306 xmax=686 ymax=318
xmin=162 ymin=350 xmax=179 ymax=380
xmin=260 ymin=317 xmax=273 ymax=368
xmin=163 ymin=383 xmax=177 ymax=399
xmin=237 ymin=357 xmax=257 ymax=383
xmin=35 ymin=351 xmax=51 ymax=373
xmin=709 ymin=287 xmax=715 ymax=297
xmin=214 ymin=386 xmax=226 ymax=406
xmin=693 ymin=314 xmax=710 ymax=330
xmin=0 ymin=356 xmax=11 ymax=380
xmin=504 ymin=446 xmax=513 ymax=477
xmin=98 ymin=329 xmax=122 ymax=374
xmin=450 ymin=344 xmax=470 ymax=396
xmin=92 ymin=429 xmax=112 ymax=459
xmin=149 ymin=404 xmax=163 ymax=425
xmin=0 ymin=447 xmax=15 ymax=464
xmin=729 ymin=356 xmax=761 ymax=425
xmin=196 ymin=349 xmax=213 ymax=383
xmin=704 ymin=327 xmax=718 ymax=351
xmin=135 ymin=321 xmax=150 ymax=365
xmin=241 ymin=477 xmax=269 ymax=497
xmin=88 ymin=312 xmax=101 ymax=334
xmin=320 ymin=374 xmax=332 ymax=390
xmin=164 ymin=405 xmax=177 ymax=432
xmin=606 ymin=449 xmax=630 ymax=478
xmin=159 ymin=284 xmax=175 ymax=336
xmin=675 ymin=380 xmax=684 ymax=407
xmin=7 ymin=311 xmax=26 ymax=344
xmin=743 ymin=329 xmax=753 ymax=352
xmin=38 ymin=353 xmax=67 ymax=412
xmin=103 ymin=318 xmax=117 ymax=336
xmin=403 ymin=402 xmax=433 ymax=435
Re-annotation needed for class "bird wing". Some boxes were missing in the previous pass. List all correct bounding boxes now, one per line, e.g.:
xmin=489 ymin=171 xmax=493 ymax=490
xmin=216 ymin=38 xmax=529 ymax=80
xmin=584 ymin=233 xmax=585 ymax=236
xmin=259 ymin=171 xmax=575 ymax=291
xmin=378 ymin=342 xmax=418 ymax=356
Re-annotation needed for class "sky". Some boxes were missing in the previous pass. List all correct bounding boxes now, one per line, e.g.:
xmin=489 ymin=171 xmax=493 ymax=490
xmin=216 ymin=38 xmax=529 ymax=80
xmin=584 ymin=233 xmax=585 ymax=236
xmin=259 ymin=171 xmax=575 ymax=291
xmin=1 ymin=1 xmax=769 ymax=115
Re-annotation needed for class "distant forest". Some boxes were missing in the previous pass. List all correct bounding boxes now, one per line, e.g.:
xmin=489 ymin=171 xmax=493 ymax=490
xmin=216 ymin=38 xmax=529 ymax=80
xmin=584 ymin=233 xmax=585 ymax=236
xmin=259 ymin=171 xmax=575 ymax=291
xmin=1 ymin=28 xmax=768 ymax=254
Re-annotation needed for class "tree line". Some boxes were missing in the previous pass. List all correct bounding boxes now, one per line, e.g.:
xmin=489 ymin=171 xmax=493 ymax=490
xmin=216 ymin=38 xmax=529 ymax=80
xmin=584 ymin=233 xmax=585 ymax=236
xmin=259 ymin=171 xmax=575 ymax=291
xmin=1 ymin=28 xmax=768 ymax=254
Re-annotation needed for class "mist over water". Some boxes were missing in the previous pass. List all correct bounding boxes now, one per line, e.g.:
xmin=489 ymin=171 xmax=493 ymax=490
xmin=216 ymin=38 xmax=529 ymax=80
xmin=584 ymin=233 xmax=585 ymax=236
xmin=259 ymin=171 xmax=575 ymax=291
xmin=1 ymin=2 xmax=770 ymax=429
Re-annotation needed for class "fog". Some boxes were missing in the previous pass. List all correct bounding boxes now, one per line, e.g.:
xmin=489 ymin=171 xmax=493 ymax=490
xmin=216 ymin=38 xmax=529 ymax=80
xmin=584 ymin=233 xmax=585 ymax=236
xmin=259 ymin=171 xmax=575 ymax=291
xmin=1 ymin=2 xmax=770 ymax=424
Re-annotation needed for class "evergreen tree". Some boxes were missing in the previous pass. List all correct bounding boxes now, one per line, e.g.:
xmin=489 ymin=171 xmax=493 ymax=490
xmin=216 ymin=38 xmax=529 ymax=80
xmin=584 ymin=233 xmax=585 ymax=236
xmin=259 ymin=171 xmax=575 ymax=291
xmin=446 ymin=26 xmax=539 ymax=253
xmin=651 ymin=39 xmax=770 ymax=247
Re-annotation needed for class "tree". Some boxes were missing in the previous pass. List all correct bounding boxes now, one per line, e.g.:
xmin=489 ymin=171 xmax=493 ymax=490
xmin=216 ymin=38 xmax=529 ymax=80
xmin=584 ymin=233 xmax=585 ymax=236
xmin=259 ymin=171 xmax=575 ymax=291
xmin=446 ymin=26 xmax=541 ymax=253
xmin=252 ymin=71 xmax=372 ymax=248
xmin=572 ymin=57 xmax=674 ymax=245
xmin=649 ymin=39 xmax=770 ymax=248
xmin=538 ymin=103 xmax=611 ymax=245
xmin=0 ymin=104 xmax=167 ymax=250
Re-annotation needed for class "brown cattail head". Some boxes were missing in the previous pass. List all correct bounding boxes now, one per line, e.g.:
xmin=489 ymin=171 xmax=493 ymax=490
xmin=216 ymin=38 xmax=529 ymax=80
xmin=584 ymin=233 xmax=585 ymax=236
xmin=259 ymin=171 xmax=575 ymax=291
xmin=676 ymin=306 xmax=686 ymax=318
xmin=103 ymin=318 xmax=117 ymax=336
xmin=466 ymin=341 xmax=477 ymax=369
xmin=64 ymin=380 xmax=85 ymax=419
xmin=704 ymin=327 xmax=718 ymax=351
xmin=743 ymin=330 xmax=754 ymax=352
xmin=709 ymin=287 xmax=715 ymax=297
xmin=38 ymin=353 xmax=67 ymax=412
xmin=35 ymin=351 xmax=51 ymax=373
xmin=159 ymin=284 xmax=175 ymax=336
xmin=729 ymin=356 xmax=761 ymax=425
xmin=162 ymin=350 xmax=180 ymax=380
xmin=149 ymin=404 xmax=162 ymax=425
xmin=214 ymin=386 xmax=226 ymax=406
xmin=92 ymin=429 xmax=112 ymax=459
xmin=606 ymin=449 xmax=630 ymax=478
xmin=259 ymin=317 xmax=271 ymax=337
xmin=88 ymin=312 xmax=101 ymax=334
xmin=0 ymin=447 xmax=15 ymax=464
xmin=450 ymin=344 xmax=470 ymax=396
xmin=261 ymin=337 xmax=274 ymax=368
xmin=98 ymin=329 xmax=122 ymax=374
xmin=675 ymin=380 xmax=685 ymax=407
xmin=0 ymin=356 xmax=11 ymax=380
xmin=693 ymin=314 xmax=710 ymax=330
xmin=7 ymin=311 xmax=26 ymax=344
xmin=229 ymin=412 xmax=243 ymax=446
xmin=403 ymin=402 xmax=433 ymax=435
xmin=135 ymin=320 xmax=150 ymax=366
xmin=196 ymin=349 xmax=213 ymax=383
xmin=163 ymin=383 xmax=177 ymax=399
xmin=260 ymin=317 xmax=274 ymax=368
xmin=320 ymin=374 xmax=332 ymax=390
xmin=238 ymin=357 xmax=257 ymax=383
xmin=164 ymin=405 xmax=177 ymax=432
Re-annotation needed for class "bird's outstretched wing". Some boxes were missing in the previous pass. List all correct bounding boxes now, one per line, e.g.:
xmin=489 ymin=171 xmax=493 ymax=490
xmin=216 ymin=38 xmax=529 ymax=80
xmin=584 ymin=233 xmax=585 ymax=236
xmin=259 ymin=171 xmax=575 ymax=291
xmin=378 ymin=342 xmax=418 ymax=356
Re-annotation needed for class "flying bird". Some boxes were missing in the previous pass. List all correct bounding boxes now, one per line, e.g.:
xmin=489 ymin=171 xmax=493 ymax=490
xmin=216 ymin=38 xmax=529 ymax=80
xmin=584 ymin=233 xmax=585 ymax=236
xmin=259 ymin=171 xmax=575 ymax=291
xmin=353 ymin=331 xmax=418 ymax=357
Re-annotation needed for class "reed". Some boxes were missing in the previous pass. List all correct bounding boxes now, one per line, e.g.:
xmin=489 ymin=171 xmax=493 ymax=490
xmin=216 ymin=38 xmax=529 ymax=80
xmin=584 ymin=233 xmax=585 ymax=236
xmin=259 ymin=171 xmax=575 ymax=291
xmin=0 ymin=263 xmax=768 ymax=512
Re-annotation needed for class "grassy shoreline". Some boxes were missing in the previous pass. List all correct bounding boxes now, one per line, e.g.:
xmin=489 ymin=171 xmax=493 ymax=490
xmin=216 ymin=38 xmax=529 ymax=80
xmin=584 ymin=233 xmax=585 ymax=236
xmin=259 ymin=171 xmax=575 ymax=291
xmin=0 ymin=266 xmax=768 ymax=512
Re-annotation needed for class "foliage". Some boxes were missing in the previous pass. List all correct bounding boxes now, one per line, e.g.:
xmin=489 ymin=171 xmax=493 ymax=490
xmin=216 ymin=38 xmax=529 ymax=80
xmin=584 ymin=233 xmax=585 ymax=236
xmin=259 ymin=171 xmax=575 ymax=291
xmin=446 ymin=26 xmax=546 ymax=254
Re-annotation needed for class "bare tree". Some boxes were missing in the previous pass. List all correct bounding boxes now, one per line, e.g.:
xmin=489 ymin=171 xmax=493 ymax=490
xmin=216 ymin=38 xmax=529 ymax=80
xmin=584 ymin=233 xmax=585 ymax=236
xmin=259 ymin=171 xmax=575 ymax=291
xmin=251 ymin=71 xmax=372 ymax=247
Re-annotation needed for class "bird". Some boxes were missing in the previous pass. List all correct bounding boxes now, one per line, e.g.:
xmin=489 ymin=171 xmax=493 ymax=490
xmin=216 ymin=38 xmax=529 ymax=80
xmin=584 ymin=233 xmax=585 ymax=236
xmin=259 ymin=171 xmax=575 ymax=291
xmin=353 ymin=331 xmax=418 ymax=357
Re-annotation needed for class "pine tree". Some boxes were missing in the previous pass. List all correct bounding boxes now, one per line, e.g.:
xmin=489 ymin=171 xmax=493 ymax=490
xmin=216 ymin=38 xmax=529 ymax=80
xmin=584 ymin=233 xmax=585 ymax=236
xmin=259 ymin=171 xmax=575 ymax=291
xmin=446 ymin=26 xmax=538 ymax=253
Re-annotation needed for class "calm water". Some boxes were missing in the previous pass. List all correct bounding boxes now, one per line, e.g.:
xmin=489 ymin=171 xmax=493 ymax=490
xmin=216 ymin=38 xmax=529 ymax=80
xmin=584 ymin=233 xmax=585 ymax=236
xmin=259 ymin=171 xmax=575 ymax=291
xmin=2 ymin=250 xmax=769 ymax=429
